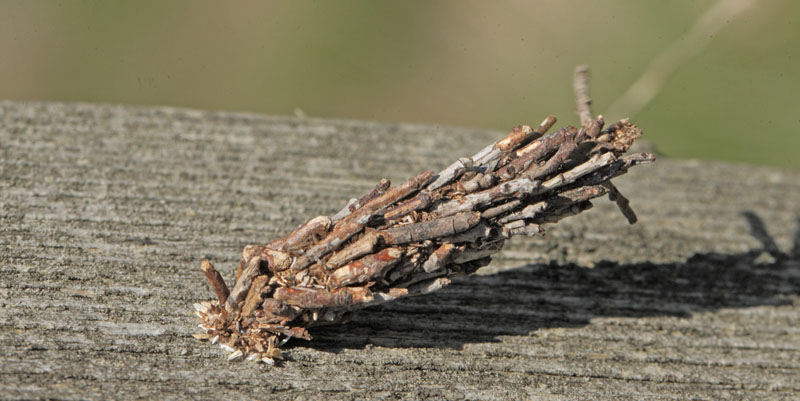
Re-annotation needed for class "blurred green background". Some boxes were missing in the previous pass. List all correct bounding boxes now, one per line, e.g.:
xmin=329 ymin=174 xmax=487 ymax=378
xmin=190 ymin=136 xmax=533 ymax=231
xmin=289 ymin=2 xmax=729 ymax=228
xmin=1 ymin=0 xmax=798 ymax=169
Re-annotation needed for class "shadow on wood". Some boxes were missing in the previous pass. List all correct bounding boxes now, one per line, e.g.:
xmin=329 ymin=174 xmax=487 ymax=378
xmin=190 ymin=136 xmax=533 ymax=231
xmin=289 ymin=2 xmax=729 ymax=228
xmin=307 ymin=212 xmax=800 ymax=352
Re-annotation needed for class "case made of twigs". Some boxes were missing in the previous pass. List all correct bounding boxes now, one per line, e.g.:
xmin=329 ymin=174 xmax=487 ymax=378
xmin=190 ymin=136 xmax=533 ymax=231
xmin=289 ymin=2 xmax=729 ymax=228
xmin=192 ymin=111 xmax=654 ymax=363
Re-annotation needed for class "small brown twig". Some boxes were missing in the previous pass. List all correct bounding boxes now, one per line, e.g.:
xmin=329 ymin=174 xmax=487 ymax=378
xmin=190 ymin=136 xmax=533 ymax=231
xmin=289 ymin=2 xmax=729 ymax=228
xmin=201 ymin=260 xmax=229 ymax=305
xmin=191 ymin=66 xmax=655 ymax=364
xmin=573 ymin=64 xmax=593 ymax=129
xmin=602 ymin=181 xmax=638 ymax=224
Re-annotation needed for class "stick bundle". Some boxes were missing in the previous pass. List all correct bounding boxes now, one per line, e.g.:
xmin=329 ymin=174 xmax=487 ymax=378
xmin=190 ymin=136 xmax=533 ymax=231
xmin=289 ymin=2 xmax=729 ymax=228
xmin=192 ymin=67 xmax=655 ymax=364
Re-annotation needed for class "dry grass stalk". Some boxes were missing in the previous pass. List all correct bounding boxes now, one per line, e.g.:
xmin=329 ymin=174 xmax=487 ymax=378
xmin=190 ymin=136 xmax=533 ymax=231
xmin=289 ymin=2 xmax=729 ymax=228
xmin=192 ymin=67 xmax=656 ymax=364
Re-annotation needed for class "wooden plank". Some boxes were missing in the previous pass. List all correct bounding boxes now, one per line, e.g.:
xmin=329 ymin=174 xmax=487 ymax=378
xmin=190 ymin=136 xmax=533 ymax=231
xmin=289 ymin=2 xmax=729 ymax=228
xmin=1 ymin=101 xmax=799 ymax=400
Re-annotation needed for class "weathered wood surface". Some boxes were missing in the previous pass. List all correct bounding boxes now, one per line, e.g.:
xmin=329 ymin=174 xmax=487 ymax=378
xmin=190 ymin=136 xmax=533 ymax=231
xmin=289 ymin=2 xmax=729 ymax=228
xmin=1 ymin=101 xmax=798 ymax=400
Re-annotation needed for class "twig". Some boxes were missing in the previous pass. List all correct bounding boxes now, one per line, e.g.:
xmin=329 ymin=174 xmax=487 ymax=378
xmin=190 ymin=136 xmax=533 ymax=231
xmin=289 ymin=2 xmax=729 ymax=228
xmin=603 ymin=181 xmax=638 ymax=224
xmin=329 ymin=248 xmax=404 ymax=287
xmin=201 ymin=260 xmax=229 ymax=305
xmin=573 ymin=65 xmax=593 ymax=128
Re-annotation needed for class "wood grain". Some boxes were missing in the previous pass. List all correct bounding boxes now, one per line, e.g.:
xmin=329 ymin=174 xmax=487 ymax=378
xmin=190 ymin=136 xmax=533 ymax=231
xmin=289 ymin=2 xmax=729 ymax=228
xmin=1 ymin=101 xmax=798 ymax=400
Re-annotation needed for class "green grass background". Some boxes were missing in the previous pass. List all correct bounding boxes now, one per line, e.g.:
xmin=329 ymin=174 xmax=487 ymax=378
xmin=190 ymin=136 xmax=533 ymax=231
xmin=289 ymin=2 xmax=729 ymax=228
xmin=1 ymin=1 xmax=797 ymax=169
